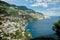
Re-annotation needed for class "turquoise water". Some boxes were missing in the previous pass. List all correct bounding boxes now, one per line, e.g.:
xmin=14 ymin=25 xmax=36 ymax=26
xmin=26 ymin=16 xmax=60 ymax=38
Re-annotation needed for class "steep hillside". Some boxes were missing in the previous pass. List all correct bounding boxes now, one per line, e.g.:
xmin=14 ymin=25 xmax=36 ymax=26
xmin=0 ymin=1 xmax=44 ymax=40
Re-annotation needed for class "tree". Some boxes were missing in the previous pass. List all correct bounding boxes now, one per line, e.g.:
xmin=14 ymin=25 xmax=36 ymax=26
xmin=53 ymin=20 xmax=60 ymax=38
xmin=0 ymin=22 xmax=2 ymax=25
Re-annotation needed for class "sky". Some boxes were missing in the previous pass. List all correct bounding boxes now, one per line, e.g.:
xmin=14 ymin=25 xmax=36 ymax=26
xmin=1 ymin=0 xmax=60 ymax=16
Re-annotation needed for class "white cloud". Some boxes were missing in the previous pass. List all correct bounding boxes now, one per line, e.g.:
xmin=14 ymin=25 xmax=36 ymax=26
xmin=29 ymin=0 xmax=33 ymax=3
xmin=31 ymin=3 xmax=40 ymax=7
xmin=36 ymin=0 xmax=42 ymax=2
xmin=25 ymin=0 xmax=33 ymax=3
xmin=31 ymin=0 xmax=60 ymax=7
xmin=38 ymin=9 xmax=60 ymax=16
xmin=31 ymin=3 xmax=48 ymax=7
xmin=46 ymin=0 xmax=52 ymax=2
xmin=47 ymin=7 xmax=60 ymax=11
xmin=43 ymin=11 xmax=60 ymax=16
xmin=38 ymin=0 xmax=60 ymax=3
xmin=52 ymin=0 xmax=60 ymax=2
xmin=25 ymin=0 xmax=28 ymax=1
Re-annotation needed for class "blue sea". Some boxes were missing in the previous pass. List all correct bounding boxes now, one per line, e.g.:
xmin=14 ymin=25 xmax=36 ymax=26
xmin=26 ymin=16 xmax=60 ymax=38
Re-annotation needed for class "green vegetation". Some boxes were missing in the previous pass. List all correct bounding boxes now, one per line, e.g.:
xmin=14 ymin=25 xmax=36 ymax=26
xmin=0 ymin=1 xmax=44 ymax=40
xmin=53 ymin=20 xmax=60 ymax=38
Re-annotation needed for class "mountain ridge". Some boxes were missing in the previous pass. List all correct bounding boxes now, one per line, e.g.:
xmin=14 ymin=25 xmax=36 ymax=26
xmin=0 ymin=1 xmax=44 ymax=40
